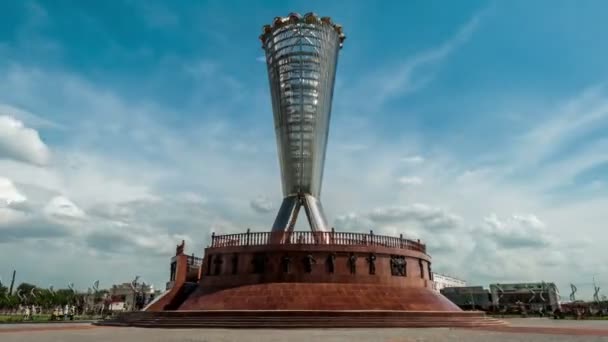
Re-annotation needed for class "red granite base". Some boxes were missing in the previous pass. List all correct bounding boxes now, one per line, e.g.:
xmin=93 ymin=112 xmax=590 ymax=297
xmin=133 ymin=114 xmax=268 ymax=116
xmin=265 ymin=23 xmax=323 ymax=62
xmin=179 ymin=283 xmax=459 ymax=311
xmin=113 ymin=231 xmax=506 ymax=328
xmin=99 ymin=309 xmax=507 ymax=328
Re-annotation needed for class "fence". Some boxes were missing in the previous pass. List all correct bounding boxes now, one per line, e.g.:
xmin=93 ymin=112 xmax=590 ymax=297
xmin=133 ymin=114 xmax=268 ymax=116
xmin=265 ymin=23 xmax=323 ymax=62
xmin=210 ymin=229 xmax=425 ymax=253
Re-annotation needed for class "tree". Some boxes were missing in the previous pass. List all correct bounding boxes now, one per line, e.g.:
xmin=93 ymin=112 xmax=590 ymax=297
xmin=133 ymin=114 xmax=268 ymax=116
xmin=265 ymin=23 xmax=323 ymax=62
xmin=0 ymin=293 xmax=20 ymax=312
xmin=16 ymin=283 xmax=36 ymax=294
xmin=55 ymin=289 xmax=74 ymax=306
xmin=34 ymin=289 xmax=55 ymax=311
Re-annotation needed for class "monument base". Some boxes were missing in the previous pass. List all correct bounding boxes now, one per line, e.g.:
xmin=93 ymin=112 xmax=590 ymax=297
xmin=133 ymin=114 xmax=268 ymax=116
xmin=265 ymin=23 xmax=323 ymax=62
xmin=98 ymin=231 xmax=506 ymax=328
xmin=179 ymin=283 xmax=459 ymax=311
xmin=101 ymin=309 xmax=505 ymax=328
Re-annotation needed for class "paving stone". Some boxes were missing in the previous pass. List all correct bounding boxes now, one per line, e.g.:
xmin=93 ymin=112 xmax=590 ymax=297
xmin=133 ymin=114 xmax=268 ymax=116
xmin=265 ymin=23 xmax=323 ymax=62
xmin=2 ymin=319 xmax=608 ymax=341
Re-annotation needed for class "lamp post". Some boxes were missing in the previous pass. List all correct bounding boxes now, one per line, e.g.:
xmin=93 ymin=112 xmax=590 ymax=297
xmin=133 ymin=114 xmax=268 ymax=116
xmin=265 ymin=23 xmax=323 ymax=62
xmin=469 ymin=288 xmax=475 ymax=310
xmin=130 ymin=276 xmax=140 ymax=312
xmin=92 ymin=280 xmax=100 ymax=315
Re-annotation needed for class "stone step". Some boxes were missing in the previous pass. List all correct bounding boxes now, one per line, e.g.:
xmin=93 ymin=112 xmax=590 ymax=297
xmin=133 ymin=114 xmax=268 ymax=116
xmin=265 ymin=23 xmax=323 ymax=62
xmin=131 ymin=320 xmax=503 ymax=326
xmin=112 ymin=316 xmax=504 ymax=321
xmin=100 ymin=317 xmax=507 ymax=328
xmin=135 ymin=319 xmax=506 ymax=325
xmin=124 ymin=322 xmax=506 ymax=328
xmin=98 ymin=310 xmax=508 ymax=329
xmin=125 ymin=316 xmax=499 ymax=321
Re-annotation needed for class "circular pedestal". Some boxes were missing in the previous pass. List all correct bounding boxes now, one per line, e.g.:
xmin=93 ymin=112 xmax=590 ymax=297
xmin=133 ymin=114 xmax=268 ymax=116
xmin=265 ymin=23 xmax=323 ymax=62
xmin=180 ymin=283 xmax=459 ymax=311
xmin=103 ymin=233 xmax=506 ymax=328
xmin=179 ymin=243 xmax=455 ymax=312
xmin=102 ymin=309 xmax=506 ymax=328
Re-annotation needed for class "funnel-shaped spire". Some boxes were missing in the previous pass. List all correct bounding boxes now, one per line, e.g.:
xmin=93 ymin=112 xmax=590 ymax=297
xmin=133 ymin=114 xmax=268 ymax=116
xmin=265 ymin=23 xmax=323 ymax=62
xmin=260 ymin=13 xmax=345 ymax=233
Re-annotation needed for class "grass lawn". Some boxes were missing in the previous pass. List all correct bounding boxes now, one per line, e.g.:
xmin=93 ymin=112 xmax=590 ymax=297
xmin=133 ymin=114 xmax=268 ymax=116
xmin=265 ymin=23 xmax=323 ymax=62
xmin=489 ymin=314 xmax=608 ymax=321
xmin=0 ymin=314 xmax=100 ymax=323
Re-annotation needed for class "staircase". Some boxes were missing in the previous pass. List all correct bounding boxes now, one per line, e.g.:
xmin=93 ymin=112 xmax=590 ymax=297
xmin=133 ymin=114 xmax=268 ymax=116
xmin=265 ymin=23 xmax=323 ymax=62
xmin=144 ymin=282 xmax=198 ymax=312
xmin=97 ymin=310 xmax=508 ymax=328
xmin=163 ymin=283 xmax=199 ymax=310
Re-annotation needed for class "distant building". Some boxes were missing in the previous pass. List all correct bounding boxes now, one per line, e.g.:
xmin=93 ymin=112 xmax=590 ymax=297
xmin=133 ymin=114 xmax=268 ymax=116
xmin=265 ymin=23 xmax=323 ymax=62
xmin=432 ymin=273 xmax=466 ymax=292
xmin=489 ymin=282 xmax=560 ymax=312
xmin=108 ymin=283 xmax=155 ymax=312
xmin=441 ymin=286 xmax=492 ymax=310
xmin=109 ymin=301 xmax=126 ymax=312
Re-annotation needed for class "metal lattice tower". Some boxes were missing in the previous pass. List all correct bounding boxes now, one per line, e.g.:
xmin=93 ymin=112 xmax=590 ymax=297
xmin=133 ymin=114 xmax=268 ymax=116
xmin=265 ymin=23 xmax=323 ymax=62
xmin=260 ymin=13 xmax=345 ymax=233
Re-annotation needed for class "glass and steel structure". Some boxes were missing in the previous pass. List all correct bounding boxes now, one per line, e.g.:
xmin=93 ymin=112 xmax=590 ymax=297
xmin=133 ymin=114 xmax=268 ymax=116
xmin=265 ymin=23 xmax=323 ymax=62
xmin=260 ymin=13 xmax=345 ymax=233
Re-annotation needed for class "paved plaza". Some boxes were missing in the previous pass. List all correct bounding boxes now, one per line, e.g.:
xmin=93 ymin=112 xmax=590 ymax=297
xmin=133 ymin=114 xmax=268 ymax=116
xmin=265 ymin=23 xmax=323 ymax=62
xmin=2 ymin=319 xmax=608 ymax=341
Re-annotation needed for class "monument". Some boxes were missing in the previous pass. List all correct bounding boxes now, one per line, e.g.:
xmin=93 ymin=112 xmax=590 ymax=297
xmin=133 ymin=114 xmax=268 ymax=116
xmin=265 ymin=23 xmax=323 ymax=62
xmin=102 ymin=13 xmax=505 ymax=328
xmin=264 ymin=13 xmax=343 ymax=235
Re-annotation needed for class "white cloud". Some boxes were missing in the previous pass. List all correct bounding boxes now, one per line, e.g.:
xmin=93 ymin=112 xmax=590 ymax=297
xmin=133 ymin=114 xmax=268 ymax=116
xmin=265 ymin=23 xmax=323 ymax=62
xmin=0 ymin=207 xmax=28 ymax=225
xmin=0 ymin=176 xmax=27 ymax=206
xmin=183 ymin=59 xmax=243 ymax=92
xmin=1 ymin=62 xmax=601 ymax=297
xmin=0 ymin=115 xmax=50 ymax=165
xmin=0 ymin=3 xmax=606 ymax=298
xmin=369 ymin=204 xmax=462 ymax=230
xmin=587 ymin=180 xmax=604 ymax=190
xmin=174 ymin=192 xmax=207 ymax=205
xmin=483 ymin=86 xmax=608 ymax=194
xmin=0 ymin=104 xmax=62 ymax=129
xmin=517 ymin=86 xmax=608 ymax=165
xmin=345 ymin=7 xmax=489 ymax=109
xmin=334 ymin=212 xmax=373 ymax=232
xmin=184 ymin=59 xmax=218 ymax=78
xmin=401 ymin=155 xmax=425 ymax=164
xmin=85 ymin=223 xmax=189 ymax=257
xmin=43 ymin=196 xmax=86 ymax=221
xmin=512 ymin=214 xmax=545 ymax=229
xmin=398 ymin=176 xmax=423 ymax=186
xmin=55 ymin=153 xmax=160 ymax=205
xmin=477 ymin=213 xmax=551 ymax=249
xmin=0 ymin=179 xmax=84 ymax=240
xmin=336 ymin=143 xmax=368 ymax=152
xmin=250 ymin=196 xmax=273 ymax=213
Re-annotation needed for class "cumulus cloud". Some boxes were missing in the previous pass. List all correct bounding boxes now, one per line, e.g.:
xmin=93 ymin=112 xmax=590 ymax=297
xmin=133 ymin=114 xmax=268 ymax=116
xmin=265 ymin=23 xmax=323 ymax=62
xmin=0 ymin=214 xmax=73 ymax=242
xmin=250 ymin=196 xmax=273 ymax=213
xmin=0 ymin=207 xmax=28 ymax=225
xmin=401 ymin=155 xmax=424 ymax=164
xmin=427 ymin=232 xmax=472 ymax=255
xmin=343 ymin=8 xmax=488 ymax=109
xmin=0 ymin=176 xmax=27 ymax=206
xmin=43 ymin=196 xmax=86 ymax=221
xmin=0 ymin=190 xmax=201 ymax=256
xmin=476 ymin=213 xmax=551 ymax=248
xmin=85 ymin=223 xmax=189 ymax=257
xmin=0 ymin=104 xmax=61 ymax=129
xmin=369 ymin=204 xmax=462 ymax=230
xmin=0 ymin=205 xmax=73 ymax=243
xmin=334 ymin=212 xmax=373 ymax=231
xmin=174 ymin=192 xmax=207 ymax=205
xmin=0 ymin=183 xmax=86 ymax=242
xmin=84 ymin=195 xmax=213 ymax=241
xmin=0 ymin=115 xmax=50 ymax=165
xmin=1 ymin=3 xmax=606 ymax=296
xmin=398 ymin=176 xmax=423 ymax=186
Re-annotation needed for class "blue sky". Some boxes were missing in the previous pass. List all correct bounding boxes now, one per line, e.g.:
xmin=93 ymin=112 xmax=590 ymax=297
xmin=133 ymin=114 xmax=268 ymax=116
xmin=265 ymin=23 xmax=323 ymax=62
xmin=1 ymin=0 xmax=607 ymax=299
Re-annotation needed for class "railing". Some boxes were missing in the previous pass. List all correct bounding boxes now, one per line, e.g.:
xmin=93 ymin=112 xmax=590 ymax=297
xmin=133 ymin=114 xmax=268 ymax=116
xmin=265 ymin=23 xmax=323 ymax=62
xmin=210 ymin=229 xmax=426 ymax=253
